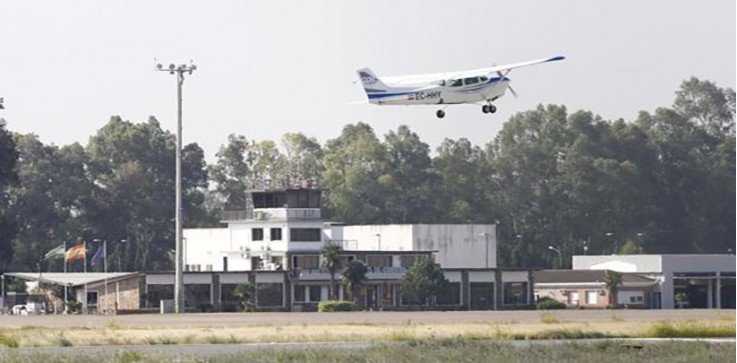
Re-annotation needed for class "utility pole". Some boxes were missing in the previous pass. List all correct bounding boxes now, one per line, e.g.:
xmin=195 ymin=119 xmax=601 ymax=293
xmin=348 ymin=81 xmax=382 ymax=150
xmin=156 ymin=60 xmax=197 ymax=313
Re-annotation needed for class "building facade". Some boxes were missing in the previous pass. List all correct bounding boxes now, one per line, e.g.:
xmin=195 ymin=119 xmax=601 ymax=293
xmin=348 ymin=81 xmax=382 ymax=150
xmin=572 ymin=254 xmax=736 ymax=309
xmin=533 ymin=270 xmax=659 ymax=309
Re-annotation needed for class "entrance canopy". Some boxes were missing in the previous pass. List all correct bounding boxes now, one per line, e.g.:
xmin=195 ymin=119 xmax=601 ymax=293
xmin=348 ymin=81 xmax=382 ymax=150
xmin=3 ymin=272 xmax=137 ymax=287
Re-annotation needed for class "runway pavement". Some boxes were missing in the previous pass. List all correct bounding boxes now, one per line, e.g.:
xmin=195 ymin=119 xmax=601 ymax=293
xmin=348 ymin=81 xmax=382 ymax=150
xmin=0 ymin=338 xmax=734 ymax=359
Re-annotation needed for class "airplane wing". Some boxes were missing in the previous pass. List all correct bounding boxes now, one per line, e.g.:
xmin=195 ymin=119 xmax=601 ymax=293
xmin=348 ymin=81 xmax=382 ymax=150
xmin=457 ymin=56 xmax=566 ymax=78
xmin=380 ymin=56 xmax=565 ymax=85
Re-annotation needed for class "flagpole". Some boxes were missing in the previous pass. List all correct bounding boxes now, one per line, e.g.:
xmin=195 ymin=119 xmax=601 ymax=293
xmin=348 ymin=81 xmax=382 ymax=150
xmin=84 ymin=240 xmax=87 ymax=314
xmin=104 ymin=240 xmax=108 ymax=315
xmin=63 ymin=240 xmax=67 ymax=314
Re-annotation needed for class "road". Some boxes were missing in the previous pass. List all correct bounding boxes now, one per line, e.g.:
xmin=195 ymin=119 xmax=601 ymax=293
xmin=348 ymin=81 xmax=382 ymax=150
xmin=1 ymin=338 xmax=734 ymax=359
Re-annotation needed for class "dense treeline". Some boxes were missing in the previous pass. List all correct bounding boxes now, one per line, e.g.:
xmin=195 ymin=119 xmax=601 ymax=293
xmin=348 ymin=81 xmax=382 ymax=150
xmin=0 ymin=77 xmax=733 ymax=272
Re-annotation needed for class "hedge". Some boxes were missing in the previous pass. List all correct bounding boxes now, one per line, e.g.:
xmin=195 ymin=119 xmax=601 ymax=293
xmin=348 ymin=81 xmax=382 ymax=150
xmin=318 ymin=300 xmax=356 ymax=312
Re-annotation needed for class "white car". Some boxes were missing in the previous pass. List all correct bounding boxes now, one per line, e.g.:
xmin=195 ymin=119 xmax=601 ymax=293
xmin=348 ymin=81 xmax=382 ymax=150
xmin=10 ymin=304 xmax=28 ymax=315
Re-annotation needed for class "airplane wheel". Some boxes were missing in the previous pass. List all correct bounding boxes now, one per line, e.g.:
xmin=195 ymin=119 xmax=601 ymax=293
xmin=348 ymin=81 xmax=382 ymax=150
xmin=482 ymin=105 xmax=490 ymax=113
xmin=436 ymin=110 xmax=445 ymax=118
xmin=489 ymin=105 xmax=497 ymax=113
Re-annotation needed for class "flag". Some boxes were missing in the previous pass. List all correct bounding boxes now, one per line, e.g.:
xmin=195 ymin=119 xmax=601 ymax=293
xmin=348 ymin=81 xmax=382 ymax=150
xmin=90 ymin=244 xmax=105 ymax=268
xmin=65 ymin=243 xmax=86 ymax=263
xmin=44 ymin=244 xmax=66 ymax=260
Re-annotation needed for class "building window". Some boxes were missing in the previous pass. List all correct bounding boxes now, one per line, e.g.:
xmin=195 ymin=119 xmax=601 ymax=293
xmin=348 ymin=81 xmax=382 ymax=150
xmin=366 ymin=255 xmax=392 ymax=268
xmin=295 ymin=285 xmax=323 ymax=303
xmin=309 ymin=286 xmax=322 ymax=302
xmin=292 ymin=255 xmax=319 ymax=269
xmin=469 ymin=282 xmax=495 ymax=310
xmin=569 ymin=291 xmax=580 ymax=305
xmin=294 ymin=285 xmax=306 ymax=302
xmin=252 ymin=228 xmax=264 ymax=241
xmin=436 ymin=282 xmax=461 ymax=305
xmin=503 ymin=282 xmax=528 ymax=305
xmin=290 ymin=228 xmax=321 ymax=241
xmin=400 ymin=255 xmax=422 ymax=268
xmin=586 ymin=290 xmax=598 ymax=305
xmin=270 ymin=228 xmax=282 ymax=241
xmin=256 ymin=283 xmax=283 ymax=307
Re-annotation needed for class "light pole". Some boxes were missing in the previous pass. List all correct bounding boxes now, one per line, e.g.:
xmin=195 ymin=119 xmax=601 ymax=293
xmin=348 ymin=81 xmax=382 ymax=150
xmin=156 ymin=60 xmax=197 ymax=313
xmin=548 ymin=245 xmax=563 ymax=268
xmin=605 ymin=232 xmax=617 ymax=254
xmin=479 ymin=233 xmax=491 ymax=268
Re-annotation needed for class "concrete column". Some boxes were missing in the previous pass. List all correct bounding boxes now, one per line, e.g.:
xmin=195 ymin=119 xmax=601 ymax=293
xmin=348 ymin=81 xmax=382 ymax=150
xmin=716 ymin=272 xmax=721 ymax=309
xmin=283 ymin=272 xmax=291 ymax=311
xmin=661 ymin=272 xmax=674 ymax=309
xmin=461 ymin=271 xmax=469 ymax=310
xmin=212 ymin=273 xmax=221 ymax=309
xmin=527 ymin=271 xmax=534 ymax=306
xmin=494 ymin=270 xmax=503 ymax=311
xmin=707 ymin=277 xmax=713 ymax=308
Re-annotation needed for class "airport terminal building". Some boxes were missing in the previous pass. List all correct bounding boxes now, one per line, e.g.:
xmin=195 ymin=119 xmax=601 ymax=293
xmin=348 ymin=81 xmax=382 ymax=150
xmin=1 ymin=186 xmax=533 ymax=313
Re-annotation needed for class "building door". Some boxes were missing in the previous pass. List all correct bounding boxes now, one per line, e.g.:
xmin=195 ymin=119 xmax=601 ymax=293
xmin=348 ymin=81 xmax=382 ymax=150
xmin=470 ymin=283 xmax=495 ymax=310
xmin=365 ymin=285 xmax=378 ymax=309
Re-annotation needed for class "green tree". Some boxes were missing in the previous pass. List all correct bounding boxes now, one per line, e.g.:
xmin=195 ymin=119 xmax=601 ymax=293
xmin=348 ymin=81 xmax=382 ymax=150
xmin=433 ymin=138 xmax=489 ymax=223
xmin=6 ymin=135 xmax=90 ymax=271
xmin=341 ymin=260 xmax=368 ymax=305
xmin=84 ymin=116 xmax=209 ymax=271
xmin=282 ymin=132 xmax=323 ymax=183
xmin=399 ymin=256 xmax=449 ymax=307
xmin=321 ymin=243 xmax=344 ymax=300
xmin=233 ymin=283 xmax=255 ymax=311
xmin=382 ymin=125 xmax=443 ymax=223
xmin=321 ymin=123 xmax=390 ymax=223
xmin=618 ymin=239 xmax=641 ymax=255
xmin=0 ymin=119 xmax=19 ymax=272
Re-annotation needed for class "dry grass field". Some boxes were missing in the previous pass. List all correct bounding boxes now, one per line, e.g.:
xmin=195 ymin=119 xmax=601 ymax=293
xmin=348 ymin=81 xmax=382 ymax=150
xmin=0 ymin=309 xmax=734 ymax=348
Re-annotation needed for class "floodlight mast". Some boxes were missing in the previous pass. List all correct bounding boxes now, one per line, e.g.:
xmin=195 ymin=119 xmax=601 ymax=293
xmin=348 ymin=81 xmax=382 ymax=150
xmin=155 ymin=59 xmax=196 ymax=314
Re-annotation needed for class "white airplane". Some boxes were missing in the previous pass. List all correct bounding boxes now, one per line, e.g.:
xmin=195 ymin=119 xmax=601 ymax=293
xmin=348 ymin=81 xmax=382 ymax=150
xmin=356 ymin=56 xmax=565 ymax=118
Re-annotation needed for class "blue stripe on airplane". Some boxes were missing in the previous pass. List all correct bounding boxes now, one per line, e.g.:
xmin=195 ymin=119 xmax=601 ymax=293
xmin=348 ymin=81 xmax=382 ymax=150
xmin=366 ymin=77 xmax=510 ymax=99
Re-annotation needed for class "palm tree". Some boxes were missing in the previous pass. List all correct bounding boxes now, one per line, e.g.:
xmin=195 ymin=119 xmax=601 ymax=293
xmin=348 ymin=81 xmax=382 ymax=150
xmin=321 ymin=243 xmax=344 ymax=300
xmin=341 ymin=260 xmax=368 ymax=305
xmin=603 ymin=270 xmax=623 ymax=308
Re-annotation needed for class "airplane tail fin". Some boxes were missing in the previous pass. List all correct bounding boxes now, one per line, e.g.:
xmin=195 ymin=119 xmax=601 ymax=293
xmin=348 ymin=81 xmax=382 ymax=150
xmin=356 ymin=68 xmax=391 ymax=93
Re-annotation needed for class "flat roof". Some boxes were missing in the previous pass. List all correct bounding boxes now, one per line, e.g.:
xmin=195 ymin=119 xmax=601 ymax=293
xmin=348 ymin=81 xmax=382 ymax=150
xmin=3 ymin=272 xmax=138 ymax=287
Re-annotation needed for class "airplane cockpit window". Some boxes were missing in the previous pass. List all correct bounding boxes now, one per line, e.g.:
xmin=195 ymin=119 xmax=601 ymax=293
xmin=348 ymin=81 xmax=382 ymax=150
xmin=450 ymin=79 xmax=462 ymax=87
xmin=464 ymin=77 xmax=479 ymax=85
xmin=479 ymin=76 xmax=489 ymax=82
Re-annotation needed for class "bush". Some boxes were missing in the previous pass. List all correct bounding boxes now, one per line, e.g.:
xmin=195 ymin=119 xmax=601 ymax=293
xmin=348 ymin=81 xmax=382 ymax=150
xmin=646 ymin=322 xmax=736 ymax=338
xmin=318 ymin=300 xmax=356 ymax=312
xmin=536 ymin=297 xmax=566 ymax=310
xmin=65 ymin=300 xmax=82 ymax=313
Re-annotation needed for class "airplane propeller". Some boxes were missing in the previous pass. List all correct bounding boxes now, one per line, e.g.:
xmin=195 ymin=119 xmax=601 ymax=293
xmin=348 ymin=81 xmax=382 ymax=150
xmin=496 ymin=70 xmax=518 ymax=98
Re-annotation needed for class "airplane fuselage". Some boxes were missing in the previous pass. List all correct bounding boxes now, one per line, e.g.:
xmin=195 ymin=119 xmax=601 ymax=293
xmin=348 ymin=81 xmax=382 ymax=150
xmin=367 ymin=77 xmax=511 ymax=106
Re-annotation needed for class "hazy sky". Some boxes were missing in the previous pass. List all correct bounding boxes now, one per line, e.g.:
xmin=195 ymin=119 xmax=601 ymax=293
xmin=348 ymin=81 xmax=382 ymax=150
xmin=1 ymin=1 xmax=734 ymax=160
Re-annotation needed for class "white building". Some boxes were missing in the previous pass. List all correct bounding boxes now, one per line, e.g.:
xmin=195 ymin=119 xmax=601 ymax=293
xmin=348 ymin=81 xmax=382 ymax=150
xmin=178 ymin=187 xmax=530 ymax=311
xmin=183 ymin=188 xmax=497 ymax=272
xmin=572 ymin=254 xmax=735 ymax=309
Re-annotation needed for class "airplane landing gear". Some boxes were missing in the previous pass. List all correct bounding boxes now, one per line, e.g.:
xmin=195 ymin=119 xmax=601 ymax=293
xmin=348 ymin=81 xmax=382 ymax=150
xmin=436 ymin=109 xmax=445 ymax=118
xmin=482 ymin=104 xmax=497 ymax=114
